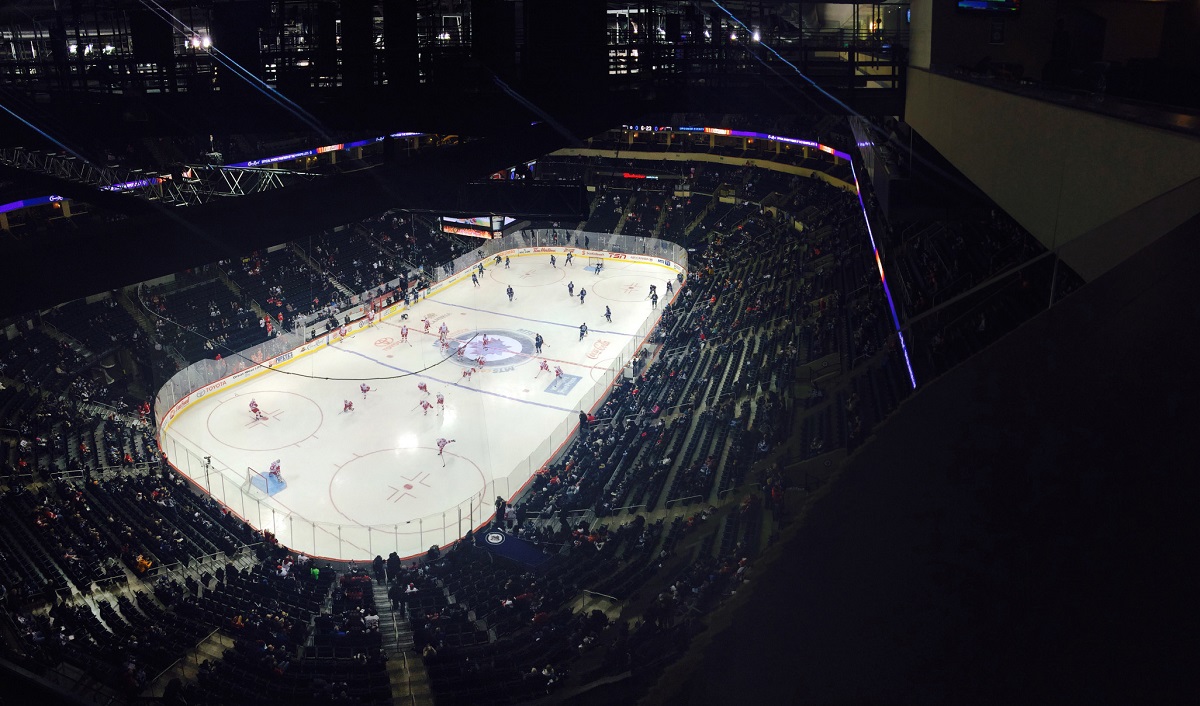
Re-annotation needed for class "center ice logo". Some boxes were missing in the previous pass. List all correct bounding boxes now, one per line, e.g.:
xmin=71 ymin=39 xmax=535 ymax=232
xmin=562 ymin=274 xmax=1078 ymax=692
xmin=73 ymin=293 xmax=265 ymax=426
xmin=450 ymin=329 xmax=536 ymax=370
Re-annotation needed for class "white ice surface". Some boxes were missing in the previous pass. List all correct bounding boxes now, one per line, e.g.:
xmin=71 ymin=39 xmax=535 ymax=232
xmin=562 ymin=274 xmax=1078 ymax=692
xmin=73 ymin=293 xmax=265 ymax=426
xmin=161 ymin=254 xmax=676 ymax=559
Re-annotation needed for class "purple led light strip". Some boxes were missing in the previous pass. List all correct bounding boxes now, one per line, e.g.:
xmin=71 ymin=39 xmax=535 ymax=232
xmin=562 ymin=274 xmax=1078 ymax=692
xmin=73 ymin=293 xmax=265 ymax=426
xmin=851 ymin=161 xmax=918 ymax=389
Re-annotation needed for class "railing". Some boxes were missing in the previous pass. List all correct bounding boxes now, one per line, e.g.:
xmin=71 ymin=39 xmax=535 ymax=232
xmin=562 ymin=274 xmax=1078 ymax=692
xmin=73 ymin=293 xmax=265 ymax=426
xmin=403 ymin=651 xmax=415 ymax=706
xmin=146 ymin=627 xmax=220 ymax=692
xmin=153 ymin=230 xmax=687 ymax=561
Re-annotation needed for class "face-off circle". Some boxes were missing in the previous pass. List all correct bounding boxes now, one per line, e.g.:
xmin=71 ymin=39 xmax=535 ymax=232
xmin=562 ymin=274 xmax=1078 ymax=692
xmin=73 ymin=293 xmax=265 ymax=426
xmin=592 ymin=275 xmax=662 ymax=302
xmin=328 ymin=447 xmax=488 ymax=527
xmin=449 ymin=329 xmax=536 ymax=370
xmin=207 ymin=391 xmax=324 ymax=451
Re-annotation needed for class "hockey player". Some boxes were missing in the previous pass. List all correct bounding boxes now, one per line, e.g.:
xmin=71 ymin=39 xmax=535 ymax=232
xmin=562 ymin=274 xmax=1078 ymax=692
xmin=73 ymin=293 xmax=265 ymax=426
xmin=436 ymin=392 xmax=445 ymax=413
xmin=647 ymin=284 xmax=656 ymax=299
xmin=507 ymin=285 xmax=515 ymax=302
xmin=567 ymin=281 xmax=575 ymax=297
xmin=269 ymin=459 xmax=282 ymax=481
xmin=461 ymin=367 xmax=476 ymax=382
xmin=422 ymin=317 xmax=432 ymax=334
xmin=604 ymin=305 xmax=612 ymax=323
xmin=579 ymin=323 xmax=588 ymax=340
xmin=651 ymin=292 xmax=659 ymax=309
xmin=366 ymin=308 xmax=376 ymax=326
xmin=565 ymin=252 xmax=574 ymax=266
xmin=249 ymin=399 xmax=265 ymax=420
xmin=456 ymin=344 xmax=467 ymax=359
xmin=400 ymin=324 xmax=409 ymax=343
xmin=472 ymin=273 xmax=479 ymax=287
xmin=553 ymin=365 xmax=564 ymax=386
xmin=534 ymin=333 xmax=544 ymax=354
xmin=504 ymin=256 xmax=511 ymax=269
xmin=476 ymin=355 xmax=486 ymax=369
xmin=417 ymin=381 xmax=430 ymax=395
xmin=595 ymin=261 xmax=603 ymax=275
xmin=360 ymin=383 xmax=371 ymax=399
xmin=338 ymin=324 xmax=348 ymax=340
xmin=436 ymin=437 xmax=456 ymax=466
xmin=481 ymin=334 xmax=490 ymax=349
xmin=579 ymin=288 xmax=587 ymax=305
xmin=537 ymin=359 xmax=551 ymax=377
xmin=550 ymin=254 xmax=557 ymax=268
xmin=343 ymin=399 xmax=354 ymax=413
xmin=666 ymin=279 xmax=673 ymax=294
xmin=418 ymin=399 xmax=433 ymax=416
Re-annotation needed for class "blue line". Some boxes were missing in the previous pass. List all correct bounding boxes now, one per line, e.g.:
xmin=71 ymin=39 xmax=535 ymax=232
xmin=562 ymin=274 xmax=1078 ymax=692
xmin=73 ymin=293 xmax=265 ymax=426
xmin=437 ymin=300 xmax=637 ymax=337
xmin=328 ymin=345 xmax=577 ymax=413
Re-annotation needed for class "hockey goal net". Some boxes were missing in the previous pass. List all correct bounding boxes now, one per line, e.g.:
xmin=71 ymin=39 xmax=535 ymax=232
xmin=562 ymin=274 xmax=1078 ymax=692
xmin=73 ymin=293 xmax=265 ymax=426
xmin=243 ymin=466 xmax=285 ymax=496
xmin=589 ymin=256 xmax=604 ymax=267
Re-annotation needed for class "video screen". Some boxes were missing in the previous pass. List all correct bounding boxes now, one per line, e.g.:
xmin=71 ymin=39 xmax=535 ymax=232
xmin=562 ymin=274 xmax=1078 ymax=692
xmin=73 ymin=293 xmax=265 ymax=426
xmin=957 ymin=0 xmax=1020 ymax=12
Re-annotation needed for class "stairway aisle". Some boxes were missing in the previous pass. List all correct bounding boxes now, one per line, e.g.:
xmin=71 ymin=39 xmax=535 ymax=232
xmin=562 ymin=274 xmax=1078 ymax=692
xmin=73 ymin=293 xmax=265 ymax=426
xmin=371 ymin=579 xmax=435 ymax=706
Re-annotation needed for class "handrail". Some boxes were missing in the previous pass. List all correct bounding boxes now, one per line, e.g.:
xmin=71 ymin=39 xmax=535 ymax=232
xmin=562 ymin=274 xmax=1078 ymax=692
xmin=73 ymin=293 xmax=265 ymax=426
xmin=146 ymin=626 xmax=220 ymax=688
xmin=607 ymin=503 xmax=646 ymax=513
xmin=717 ymin=482 xmax=762 ymax=498
xmin=402 ymin=650 xmax=414 ymax=706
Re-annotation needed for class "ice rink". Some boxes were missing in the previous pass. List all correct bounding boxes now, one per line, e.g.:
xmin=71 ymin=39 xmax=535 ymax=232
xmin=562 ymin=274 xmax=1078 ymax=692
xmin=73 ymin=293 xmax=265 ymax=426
xmin=160 ymin=252 xmax=678 ymax=560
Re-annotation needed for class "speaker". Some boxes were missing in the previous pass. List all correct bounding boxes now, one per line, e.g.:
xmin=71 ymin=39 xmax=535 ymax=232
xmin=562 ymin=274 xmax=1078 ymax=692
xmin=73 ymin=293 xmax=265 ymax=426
xmin=316 ymin=2 xmax=337 ymax=79
xmin=472 ymin=0 xmax=517 ymax=82
xmin=665 ymin=14 xmax=681 ymax=44
xmin=523 ymin=0 xmax=605 ymax=91
xmin=210 ymin=1 xmax=268 ymax=80
xmin=340 ymin=1 xmax=374 ymax=89
xmin=130 ymin=9 xmax=175 ymax=64
xmin=384 ymin=0 xmax=417 ymax=89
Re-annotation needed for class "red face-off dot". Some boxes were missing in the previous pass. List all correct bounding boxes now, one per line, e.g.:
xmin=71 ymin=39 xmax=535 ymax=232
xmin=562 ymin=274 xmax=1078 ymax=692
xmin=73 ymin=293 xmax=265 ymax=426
xmin=404 ymin=484 xmax=413 ymax=490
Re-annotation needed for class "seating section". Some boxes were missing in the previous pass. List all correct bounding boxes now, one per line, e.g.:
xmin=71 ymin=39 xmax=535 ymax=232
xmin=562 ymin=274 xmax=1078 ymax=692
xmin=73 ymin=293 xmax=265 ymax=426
xmin=224 ymin=249 xmax=342 ymax=331
xmin=144 ymin=276 xmax=264 ymax=361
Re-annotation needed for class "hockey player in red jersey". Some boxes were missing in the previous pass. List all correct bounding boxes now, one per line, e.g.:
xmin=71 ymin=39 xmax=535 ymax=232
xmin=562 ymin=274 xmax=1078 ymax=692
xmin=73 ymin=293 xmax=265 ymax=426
xmin=436 ymin=438 xmax=456 ymax=466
